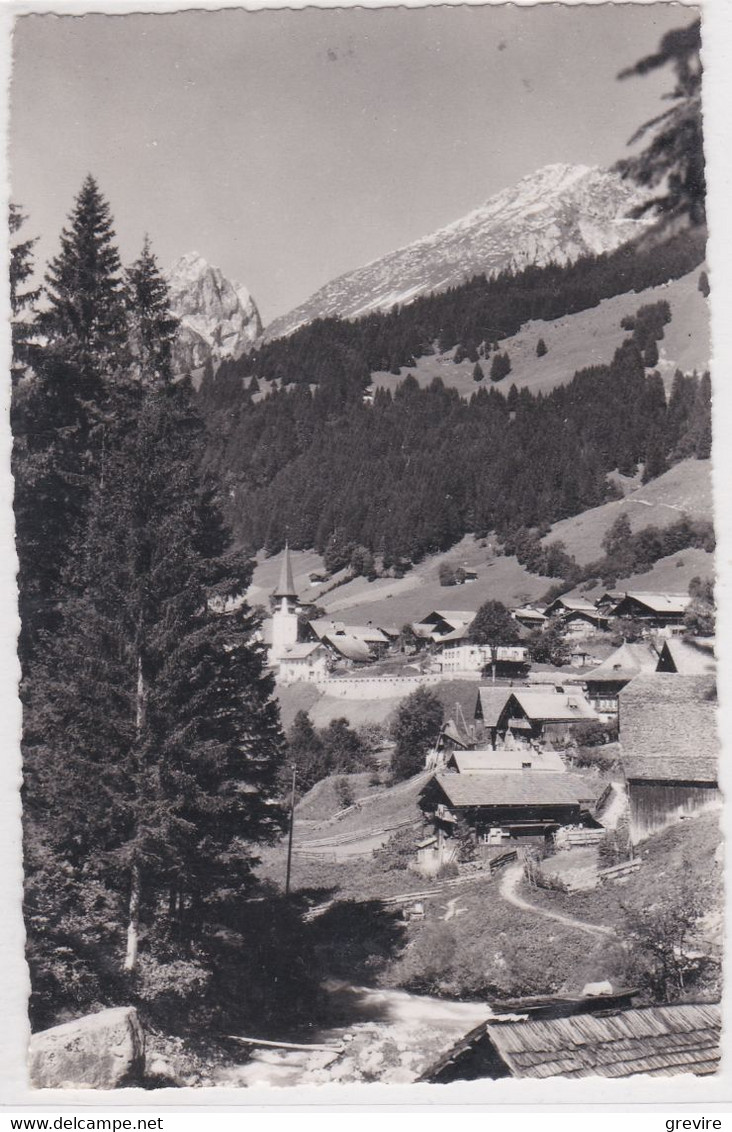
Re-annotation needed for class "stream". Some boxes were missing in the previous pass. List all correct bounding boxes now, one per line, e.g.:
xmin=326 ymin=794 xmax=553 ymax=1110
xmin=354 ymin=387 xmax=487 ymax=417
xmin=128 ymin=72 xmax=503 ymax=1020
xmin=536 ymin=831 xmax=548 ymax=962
xmin=213 ymin=981 xmax=492 ymax=1087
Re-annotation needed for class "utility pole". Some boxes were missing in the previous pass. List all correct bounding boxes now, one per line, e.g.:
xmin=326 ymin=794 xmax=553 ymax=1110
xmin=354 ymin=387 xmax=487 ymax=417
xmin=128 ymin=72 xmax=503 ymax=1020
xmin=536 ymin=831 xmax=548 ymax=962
xmin=285 ymin=763 xmax=297 ymax=896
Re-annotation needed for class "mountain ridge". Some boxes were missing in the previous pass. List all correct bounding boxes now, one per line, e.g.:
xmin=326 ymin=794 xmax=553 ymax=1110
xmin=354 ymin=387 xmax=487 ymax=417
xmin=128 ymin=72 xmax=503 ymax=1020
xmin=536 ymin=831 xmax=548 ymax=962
xmin=264 ymin=163 xmax=653 ymax=341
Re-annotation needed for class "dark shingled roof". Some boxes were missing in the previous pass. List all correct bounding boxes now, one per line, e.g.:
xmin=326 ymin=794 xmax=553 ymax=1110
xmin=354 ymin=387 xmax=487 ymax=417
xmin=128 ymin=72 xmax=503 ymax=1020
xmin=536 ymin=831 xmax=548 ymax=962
xmin=623 ymin=755 xmax=718 ymax=784
xmin=619 ymin=674 xmax=718 ymax=778
xmin=433 ymin=772 xmax=581 ymax=808
xmin=485 ymin=1003 xmax=721 ymax=1078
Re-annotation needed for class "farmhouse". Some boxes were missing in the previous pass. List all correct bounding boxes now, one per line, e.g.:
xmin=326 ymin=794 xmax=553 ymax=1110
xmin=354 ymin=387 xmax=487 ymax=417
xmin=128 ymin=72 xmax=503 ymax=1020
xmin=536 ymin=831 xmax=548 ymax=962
xmin=584 ymin=641 xmax=659 ymax=719
xmin=423 ymin=1002 xmax=720 ymax=1081
xmin=609 ymin=592 xmax=690 ymax=634
xmin=618 ymin=674 xmax=719 ymax=842
xmin=494 ymin=688 xmax=598 ymax=747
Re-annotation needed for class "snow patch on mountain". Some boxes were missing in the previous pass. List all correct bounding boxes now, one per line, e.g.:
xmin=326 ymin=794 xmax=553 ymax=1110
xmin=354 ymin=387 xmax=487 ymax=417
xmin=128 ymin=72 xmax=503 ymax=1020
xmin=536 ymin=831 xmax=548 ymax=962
xmin=165 ymin=252 xmax=262 ymax=375
xmin=264 ymin=163 xmax=653 ymax=341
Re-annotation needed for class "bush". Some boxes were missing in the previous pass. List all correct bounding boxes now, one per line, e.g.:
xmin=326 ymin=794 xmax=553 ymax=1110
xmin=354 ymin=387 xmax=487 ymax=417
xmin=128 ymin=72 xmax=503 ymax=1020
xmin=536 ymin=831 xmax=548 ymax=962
xmin=334 ymin=776 xmax=355 ymax=810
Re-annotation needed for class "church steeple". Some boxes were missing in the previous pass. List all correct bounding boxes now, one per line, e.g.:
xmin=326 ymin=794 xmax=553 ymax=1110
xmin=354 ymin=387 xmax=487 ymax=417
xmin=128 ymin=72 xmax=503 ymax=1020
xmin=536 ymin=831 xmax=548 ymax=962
xmin=274 ymin=542 xmax=297 ymax=602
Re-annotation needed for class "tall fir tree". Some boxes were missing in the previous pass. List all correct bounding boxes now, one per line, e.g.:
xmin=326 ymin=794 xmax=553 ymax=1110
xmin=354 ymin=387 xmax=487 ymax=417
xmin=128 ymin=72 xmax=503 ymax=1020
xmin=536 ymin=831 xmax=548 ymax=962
xmin=14 ymin=178 xmax=128 ymax=663
xmin=9 ymin=203 xmax=40 ymax=385
xmin=23 ymin=237 xmax=286 ymax=1024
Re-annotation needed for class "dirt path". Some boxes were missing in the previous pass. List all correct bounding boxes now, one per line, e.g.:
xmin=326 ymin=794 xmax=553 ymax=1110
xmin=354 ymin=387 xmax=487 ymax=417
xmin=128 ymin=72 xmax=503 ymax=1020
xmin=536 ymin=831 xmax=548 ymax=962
xmin=499 ymin=864 xmax=614 ymax=938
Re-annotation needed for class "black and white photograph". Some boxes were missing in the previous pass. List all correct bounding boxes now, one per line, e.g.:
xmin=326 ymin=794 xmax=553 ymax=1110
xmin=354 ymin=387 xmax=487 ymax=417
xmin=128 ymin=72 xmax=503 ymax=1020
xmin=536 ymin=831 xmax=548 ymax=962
xmin=3 ymin=0 xmax=730 ymax=1101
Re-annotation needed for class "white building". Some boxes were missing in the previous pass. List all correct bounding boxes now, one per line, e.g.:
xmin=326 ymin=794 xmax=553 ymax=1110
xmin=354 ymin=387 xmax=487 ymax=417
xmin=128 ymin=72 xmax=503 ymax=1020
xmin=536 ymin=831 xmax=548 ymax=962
xmin=277 ymin=642 xmax=330 ymax=685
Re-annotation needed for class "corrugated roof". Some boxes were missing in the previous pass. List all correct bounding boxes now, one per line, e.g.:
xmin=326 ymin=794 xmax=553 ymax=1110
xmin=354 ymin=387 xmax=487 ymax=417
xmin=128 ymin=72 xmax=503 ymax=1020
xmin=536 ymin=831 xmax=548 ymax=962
xmin=509 ymin=690 xmax=597 ymax=723
xmin=448 ymin=749 xmax=567 ymax=774
xmin=586 ymin=642 xmax=660 ymax=684
xmin=486 ymin=1003 xmax=720 ymax=1078
xmin=434 ymin=772 xmax=581 ymax=808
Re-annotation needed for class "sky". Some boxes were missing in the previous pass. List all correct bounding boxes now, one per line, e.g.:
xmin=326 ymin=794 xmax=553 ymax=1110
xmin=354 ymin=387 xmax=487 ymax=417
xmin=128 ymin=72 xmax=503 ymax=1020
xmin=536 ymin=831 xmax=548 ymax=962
xmin=10 ymin=3 xmax=700 ymax=326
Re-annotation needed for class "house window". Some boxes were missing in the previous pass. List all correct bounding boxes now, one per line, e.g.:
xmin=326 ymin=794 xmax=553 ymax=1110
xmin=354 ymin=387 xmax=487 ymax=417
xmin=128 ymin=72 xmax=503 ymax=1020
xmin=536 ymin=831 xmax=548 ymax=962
xmin=522 ymin=761 xmax=532 ymax=769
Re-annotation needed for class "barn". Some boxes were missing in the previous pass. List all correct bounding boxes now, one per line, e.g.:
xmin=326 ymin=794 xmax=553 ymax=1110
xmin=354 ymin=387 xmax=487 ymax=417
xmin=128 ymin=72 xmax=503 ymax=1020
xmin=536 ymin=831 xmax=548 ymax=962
xmin=618 ymin=674 xmax=719 ymax=842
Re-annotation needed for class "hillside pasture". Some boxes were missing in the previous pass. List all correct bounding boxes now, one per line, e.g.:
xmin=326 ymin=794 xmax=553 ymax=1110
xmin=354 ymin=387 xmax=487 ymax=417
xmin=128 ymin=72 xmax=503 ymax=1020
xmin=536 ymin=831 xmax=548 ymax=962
xmin=369 ymin=268 xmax=709 ymax=400
xmin=542 ymin=458 xmax=713 ymax=566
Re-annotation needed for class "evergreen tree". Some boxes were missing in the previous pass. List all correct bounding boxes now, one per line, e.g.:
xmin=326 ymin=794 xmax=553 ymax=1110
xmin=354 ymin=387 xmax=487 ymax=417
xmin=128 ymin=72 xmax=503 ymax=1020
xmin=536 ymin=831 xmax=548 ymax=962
xmin=125 ymin=236 xmax=179 ymax=383
xmin=22 ymin=236 xmax=286 ymax=1022
xmin=24 ymin=374 xmax=285 ymax=1008
xmin=536 ymin=337 xmax=548 ymax=358
xmin=472 ymin=361 xmax=484 ymax=383
xmin=617 ymin=19 xmax=705 ymax=226
xmin=9 ymin=203 xmax=40 ymax=385
xmin=14 ymin=178 xmax=128 ymax=662
xmin=490 ymin=351 xmax=512 ymax=382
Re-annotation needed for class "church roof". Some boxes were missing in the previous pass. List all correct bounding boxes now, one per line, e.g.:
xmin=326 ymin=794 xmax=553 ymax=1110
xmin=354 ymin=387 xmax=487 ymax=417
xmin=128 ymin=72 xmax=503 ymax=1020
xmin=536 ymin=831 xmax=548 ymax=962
xmin=274 ymin=544 xmax=298 ymax=600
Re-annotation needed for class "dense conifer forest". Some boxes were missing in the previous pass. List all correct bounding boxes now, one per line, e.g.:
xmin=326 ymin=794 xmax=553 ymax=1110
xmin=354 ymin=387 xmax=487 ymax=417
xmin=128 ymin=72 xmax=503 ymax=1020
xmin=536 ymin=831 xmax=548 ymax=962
xmin=198 ymin=227 xmax=709 ymax=568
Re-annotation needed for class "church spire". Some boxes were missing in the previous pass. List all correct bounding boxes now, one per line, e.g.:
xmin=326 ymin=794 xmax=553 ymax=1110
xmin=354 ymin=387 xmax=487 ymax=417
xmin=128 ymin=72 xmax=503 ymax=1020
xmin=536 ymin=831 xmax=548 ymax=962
xmin=274 ymin=542 xmax=297 ymax=601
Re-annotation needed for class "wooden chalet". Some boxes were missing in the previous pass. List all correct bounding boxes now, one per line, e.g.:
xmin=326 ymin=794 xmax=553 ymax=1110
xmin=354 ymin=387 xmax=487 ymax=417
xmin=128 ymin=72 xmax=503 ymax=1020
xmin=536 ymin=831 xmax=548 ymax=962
xmin=422 ymin=1002 xmax=720 ymax=1082
xmin=560 ymin=608 xmax=609 ymax=638
xmin=610 ymin=591 xmax=690 ymax=632
xmin=411 ymin=610 xmax=475 ymax=649
xmin=512 ymin=605 xmax=547 ymax=630
xmin=656 ymin=637 xmax=716 ymax=675
xmin=543 ymin=595 xmax=598 ymax=618
xmin=584 ymin=641 xmax=659 ymax=719
xmin=495 ymin=688 xmax=598 ymax=747
xmin=618 ymin=674 xmax=719 ymax=842
xmin=419 ymin=772 xmax=584 ymax=843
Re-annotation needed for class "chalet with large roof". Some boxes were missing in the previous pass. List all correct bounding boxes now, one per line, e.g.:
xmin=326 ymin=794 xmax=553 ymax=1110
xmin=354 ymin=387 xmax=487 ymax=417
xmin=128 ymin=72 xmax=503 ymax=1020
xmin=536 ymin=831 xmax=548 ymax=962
xmin=618 ymin=674 xmax=719 ymax=841
xmin=610 ymin=591 xmax=690 ymax=634
xmin=495 ymin=688 xmax=598 ymax=747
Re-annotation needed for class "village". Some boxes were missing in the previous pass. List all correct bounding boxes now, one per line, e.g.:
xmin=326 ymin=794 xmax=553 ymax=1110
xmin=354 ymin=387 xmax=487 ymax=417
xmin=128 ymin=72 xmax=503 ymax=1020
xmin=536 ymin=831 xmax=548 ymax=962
xmin=236 ymin=544 xmax=722 ymax=1085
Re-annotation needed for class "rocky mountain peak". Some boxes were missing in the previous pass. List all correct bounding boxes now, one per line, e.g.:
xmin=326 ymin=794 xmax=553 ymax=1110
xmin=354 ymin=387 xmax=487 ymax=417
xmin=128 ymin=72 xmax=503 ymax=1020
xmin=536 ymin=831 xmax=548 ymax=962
xmin=264 ymin=163 xmax=654 ymax=341
xmin=165 ymin=253 xmax=262 ymax=376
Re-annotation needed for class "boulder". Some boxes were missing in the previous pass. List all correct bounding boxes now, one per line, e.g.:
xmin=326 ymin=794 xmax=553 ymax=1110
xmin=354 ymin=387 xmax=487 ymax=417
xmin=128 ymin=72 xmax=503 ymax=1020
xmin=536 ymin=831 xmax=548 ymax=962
xmin=29 ymin=1007 xmax=145 ymax=1089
